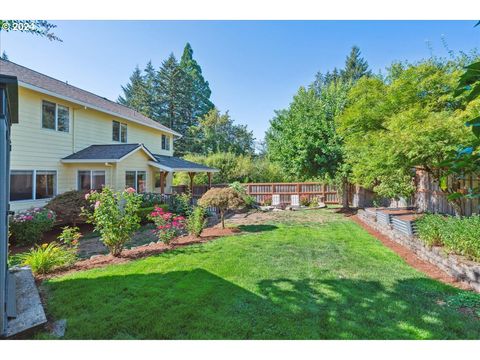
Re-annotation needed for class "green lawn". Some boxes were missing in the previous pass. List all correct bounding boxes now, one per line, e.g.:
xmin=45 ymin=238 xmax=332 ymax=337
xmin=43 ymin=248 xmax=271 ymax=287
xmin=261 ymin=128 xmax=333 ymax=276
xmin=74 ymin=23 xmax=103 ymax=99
xmin=41 ymin=210 xmax=480 ymax=339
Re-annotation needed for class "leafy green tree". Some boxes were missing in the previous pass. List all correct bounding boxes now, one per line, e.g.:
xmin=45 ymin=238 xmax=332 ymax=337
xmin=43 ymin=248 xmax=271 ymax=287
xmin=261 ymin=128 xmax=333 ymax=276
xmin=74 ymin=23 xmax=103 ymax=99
xmin=338 ymin=56 xmax=478 ymax=213
xmin=188 ymin=108 xmax=255 ymax=155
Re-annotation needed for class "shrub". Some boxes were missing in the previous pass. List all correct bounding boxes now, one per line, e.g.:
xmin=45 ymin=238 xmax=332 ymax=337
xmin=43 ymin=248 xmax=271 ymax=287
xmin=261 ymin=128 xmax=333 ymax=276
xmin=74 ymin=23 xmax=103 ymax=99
xmin=149 ymin=207 xmax=185 ymax=245
xmin=300 ymin=195 xmax=310 ymax=207
xmin=186 ymin=206 xmax=207 ymax=237
xmin=46 ymin=190 xmax=88 ymax=226
xmin=198 ymin=188 xmax=245 ymax=229
xmin=229 ymin=181 xmax=257 ymax=208
xmin=84 ymin=187 xmax=142 ymax=256
xmin=58 ymin=226 xmax=82 ymax=247
xmin=16 ymin=242 xmax=76 ymax=275
xmin=416 ymin=214 xmax=448 ymax=247
xmin=168 ymin=193 xmax=192 ymax=216
xmin=140 ymin=192 xmax=169 ymax=208
xmin=416 ymin=214 xmax=480 ymax=261
xmin=9 ymin=208 xmax=56 ymax=246
xmin=262 ymin=195 xmax=272 ymax=206
xmin=138 ymin=204 xmax=169 ymax=223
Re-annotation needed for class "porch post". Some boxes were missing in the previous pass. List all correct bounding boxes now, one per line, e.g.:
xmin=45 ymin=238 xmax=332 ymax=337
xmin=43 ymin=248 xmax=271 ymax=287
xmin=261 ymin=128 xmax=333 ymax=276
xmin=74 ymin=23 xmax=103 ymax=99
xmin=207 ymin=172 xmax=212 ymax=189
xmin=188 ymin=172 xmax=196 ymax=198
xmin=160 ymin=171 xmax=165 ymax=194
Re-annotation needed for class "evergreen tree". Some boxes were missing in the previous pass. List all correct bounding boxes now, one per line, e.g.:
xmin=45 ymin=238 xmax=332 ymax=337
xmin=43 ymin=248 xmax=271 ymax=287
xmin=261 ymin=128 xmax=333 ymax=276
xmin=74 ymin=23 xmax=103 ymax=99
xmin=156 ymin=54 xmax=187 ymax=134
xmin=143 ymin=61 xmax=159 ymax=120
xmin=1 ymin=51 xmax=8 ymax=60
xmin=118 ymin=66 xmax=151 ymax=116
xmin=341 ymin=46 xmax=371 ymax=82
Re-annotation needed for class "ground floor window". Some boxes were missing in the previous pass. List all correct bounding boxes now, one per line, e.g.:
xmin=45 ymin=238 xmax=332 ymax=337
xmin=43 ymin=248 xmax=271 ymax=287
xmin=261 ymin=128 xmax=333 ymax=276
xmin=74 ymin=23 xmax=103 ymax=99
xmin=10 ymin=170 xmax=57 ymax=201
xmin=78 ymin=170 xmax=106 ymax=191
xmin=125 ymin=171 xmax=147 ymax=193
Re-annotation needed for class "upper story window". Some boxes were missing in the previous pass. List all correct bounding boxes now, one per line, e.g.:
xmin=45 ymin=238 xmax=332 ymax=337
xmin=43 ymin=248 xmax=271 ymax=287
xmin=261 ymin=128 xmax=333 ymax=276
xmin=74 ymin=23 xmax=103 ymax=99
xmin=161 ymin=134 xmax=170 ymax=151
xmin=42 ymin=100 xmax=69 ymax=132
xmin=112 ymin=120 xmax=127 ymax=143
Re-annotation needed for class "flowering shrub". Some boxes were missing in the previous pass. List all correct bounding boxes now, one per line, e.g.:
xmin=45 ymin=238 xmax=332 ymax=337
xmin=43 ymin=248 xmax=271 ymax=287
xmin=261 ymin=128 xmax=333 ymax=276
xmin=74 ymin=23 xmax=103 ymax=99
xmin=9 ymin=207 xmax=56 ymax=246
xmin=84 ymin=187 xmax=142 ymax=256
xmin=58 ymin=226 xmax=82 ymax=247
xmin=140 ymin=192 xmax=170 ymax=208
xmin=149 ymin=207 xmax=185 ymax=245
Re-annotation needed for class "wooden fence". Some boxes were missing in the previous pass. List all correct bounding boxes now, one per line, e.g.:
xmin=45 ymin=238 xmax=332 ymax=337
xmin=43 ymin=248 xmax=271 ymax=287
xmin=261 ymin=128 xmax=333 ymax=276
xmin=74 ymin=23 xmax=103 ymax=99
xmin=245 ymin=182 xmax=339 ymax=204
xmin=415 ymin=168 xmax=480 ymax=216
xmin=172 ymin=182 xmax=339 ymax=205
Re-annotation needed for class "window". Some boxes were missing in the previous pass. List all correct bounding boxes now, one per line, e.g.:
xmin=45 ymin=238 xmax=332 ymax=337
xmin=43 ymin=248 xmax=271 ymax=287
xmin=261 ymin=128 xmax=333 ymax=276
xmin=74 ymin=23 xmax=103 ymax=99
xmin=42 ymin=100 xmax=69 ymax=132
xmin=35 ymin=171 xmax=56 ymax=199
xmin=10 ymin=170 xmax=57 ymax=201
xmin=161 ymin=134 xmax=170 ymax=150
xmin=112 ymin=121 xmax=127 ymax=143
xmin=125 ymin=171 xmax=147 ymax=193
xmin=78 ymin=170 xmax=106 ymax=191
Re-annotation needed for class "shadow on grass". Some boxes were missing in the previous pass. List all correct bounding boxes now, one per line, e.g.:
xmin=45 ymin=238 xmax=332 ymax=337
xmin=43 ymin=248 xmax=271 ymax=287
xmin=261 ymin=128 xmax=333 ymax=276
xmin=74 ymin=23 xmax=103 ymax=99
xmin=237 ymin=224 xmax=278 ymax=233
xmin=43 ymin=269 xmax=480 ymax=340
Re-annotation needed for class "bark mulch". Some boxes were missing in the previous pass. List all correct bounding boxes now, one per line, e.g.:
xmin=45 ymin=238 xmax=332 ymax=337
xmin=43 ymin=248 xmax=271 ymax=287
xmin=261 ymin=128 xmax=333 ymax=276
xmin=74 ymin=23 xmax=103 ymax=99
xmin=37 ymin=226 xmax=241 ymax=281
xmin=350 ymin=215 xmax=472 ymax=291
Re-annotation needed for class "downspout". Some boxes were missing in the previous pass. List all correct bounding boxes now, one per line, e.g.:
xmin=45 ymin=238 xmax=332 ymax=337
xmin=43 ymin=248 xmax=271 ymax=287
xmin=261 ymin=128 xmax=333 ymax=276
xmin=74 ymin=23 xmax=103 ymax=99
xmin=72 ymin=108 xmax=76 ymax=153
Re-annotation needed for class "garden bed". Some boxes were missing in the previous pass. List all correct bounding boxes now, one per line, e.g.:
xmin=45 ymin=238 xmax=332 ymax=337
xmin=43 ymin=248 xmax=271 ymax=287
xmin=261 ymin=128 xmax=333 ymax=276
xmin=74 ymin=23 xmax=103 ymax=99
xmin=357 ymin=209 xmax=480 ymax=292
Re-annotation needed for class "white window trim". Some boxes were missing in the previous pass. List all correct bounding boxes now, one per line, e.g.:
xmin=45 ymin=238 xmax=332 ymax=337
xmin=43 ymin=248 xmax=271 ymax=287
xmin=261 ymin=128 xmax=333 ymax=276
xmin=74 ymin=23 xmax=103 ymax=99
xmin=112 ymin=120 xmax=128 ymax=143
xmin=76 ymin=170 xmax=106 ymax=191
xmin=161 ymin=134 xmax=171 ymax=151
xmin=10 ymin=169 xmax=58 ymax=202
xmin=42 ymin=100 xmax=70 ymax=133
xmin=125 ymin=170 xmax=147 ymax=192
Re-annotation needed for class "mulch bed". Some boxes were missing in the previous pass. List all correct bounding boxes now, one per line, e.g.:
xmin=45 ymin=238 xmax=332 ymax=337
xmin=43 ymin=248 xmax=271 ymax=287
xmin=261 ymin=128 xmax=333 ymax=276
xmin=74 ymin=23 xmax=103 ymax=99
xmin=350 ymin=215 xmax=472 ymax=290
xmin=36 ymin=226 xmax=242 ymax=281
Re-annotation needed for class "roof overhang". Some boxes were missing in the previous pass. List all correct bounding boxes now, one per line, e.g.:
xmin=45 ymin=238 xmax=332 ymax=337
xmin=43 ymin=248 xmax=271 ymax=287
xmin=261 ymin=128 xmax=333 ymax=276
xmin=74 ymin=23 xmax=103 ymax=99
xmin=147 ymin=161 xmax=219 ymax=173
xmin=18 ymin=81 xmax=182 ymax=138
xmin=61 ymin=144 xmax=157 ymax=164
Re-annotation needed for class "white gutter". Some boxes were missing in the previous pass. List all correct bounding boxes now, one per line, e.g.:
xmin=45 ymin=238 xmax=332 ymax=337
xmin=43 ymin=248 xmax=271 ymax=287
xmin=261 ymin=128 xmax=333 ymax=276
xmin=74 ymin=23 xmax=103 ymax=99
xmin=147 ymin=161 xmax=219 ymax=173
xmin=18 ymin=81 xmax=182 ymax=138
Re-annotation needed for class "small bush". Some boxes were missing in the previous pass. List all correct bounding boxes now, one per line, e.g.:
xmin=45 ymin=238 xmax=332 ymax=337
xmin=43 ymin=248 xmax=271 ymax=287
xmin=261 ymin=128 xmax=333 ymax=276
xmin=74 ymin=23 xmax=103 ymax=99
xmin=186 ymin=206 xmax=207 ymax=237
xmin=16 ymin=242 xmax=76 ymax=275
xmin=58 ymin=226 xmax=82 ymax=247
xmin=46 ymin=190 xmax=88 ymax=225
xmin=9 ymin=208 xmax=56 ymax=246
xmin=149 ymin=207 xmax=185 ymax=245
xmin=140 ymin=192 xmax=169 ymax=208
xmin=300 ymin=195 xmax=310 ymax=207
xmin=309 ymin=197 xmax=320 ymax=208
xmin=229 ymin=181 xmax=257 ymax=208
xmin=198 ymin=188 xmax=244 ymax=229
xmin=168 ymin=193 xmax=192 ymax=216
xmin=416 ymin=214 xmax=480 ymax=261
xmin=261 ymin=195 xmax=272 ymax=206
xmin=84 ymin=187 xmax=142 ymax=256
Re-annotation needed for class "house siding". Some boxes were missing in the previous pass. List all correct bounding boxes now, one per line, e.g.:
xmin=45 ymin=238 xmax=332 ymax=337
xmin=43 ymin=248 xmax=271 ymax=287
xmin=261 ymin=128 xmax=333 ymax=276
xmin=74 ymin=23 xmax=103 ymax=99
xmin=9 ymin=87 xmax=173 ymax=211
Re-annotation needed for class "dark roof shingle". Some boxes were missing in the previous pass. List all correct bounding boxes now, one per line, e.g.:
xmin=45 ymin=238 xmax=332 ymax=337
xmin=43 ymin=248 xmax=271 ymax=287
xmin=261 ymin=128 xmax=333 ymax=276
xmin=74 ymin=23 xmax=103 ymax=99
xmin=62 ymin=144 xmax=142 ymax=161
xmin=0 ymin=59 xmax=180 ymax=136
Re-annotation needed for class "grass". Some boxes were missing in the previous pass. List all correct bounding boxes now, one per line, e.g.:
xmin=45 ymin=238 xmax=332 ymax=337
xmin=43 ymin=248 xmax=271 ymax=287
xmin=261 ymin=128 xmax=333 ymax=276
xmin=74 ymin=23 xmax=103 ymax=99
xmin=41 ymin=209 xmax=480 ymax=339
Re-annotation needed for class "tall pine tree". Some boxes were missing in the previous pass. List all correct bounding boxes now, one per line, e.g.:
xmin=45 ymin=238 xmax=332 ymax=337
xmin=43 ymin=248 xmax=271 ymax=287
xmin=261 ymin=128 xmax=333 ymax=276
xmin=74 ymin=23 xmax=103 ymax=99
xmin=118 ymin=66 xmax=151 ymax=117
xmin=341 ymin=46 xmax=371 ymax=82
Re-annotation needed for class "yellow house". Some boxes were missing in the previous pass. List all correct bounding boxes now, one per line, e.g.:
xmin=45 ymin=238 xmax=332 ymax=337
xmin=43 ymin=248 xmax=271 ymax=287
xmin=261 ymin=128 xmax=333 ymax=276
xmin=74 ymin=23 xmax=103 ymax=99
xmin=0 ymin=59 xmax=218 ymax=212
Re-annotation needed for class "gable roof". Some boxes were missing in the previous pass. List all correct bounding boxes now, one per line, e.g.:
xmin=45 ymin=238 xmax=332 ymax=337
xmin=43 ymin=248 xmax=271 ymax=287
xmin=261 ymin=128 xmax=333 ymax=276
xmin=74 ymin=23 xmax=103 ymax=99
xmin=0 ymin=59 xmax=181 ymax=137
xmin=61 ymin=143 xmax=156 ymax=163
xmin=151 ymin=154 xmax=219 ymax=172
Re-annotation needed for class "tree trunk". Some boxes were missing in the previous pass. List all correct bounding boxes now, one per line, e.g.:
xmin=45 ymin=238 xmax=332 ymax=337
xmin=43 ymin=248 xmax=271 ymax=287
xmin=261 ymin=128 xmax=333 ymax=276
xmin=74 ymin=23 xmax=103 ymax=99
xmin=342 ymin=179 xmax=350 ymax=209
xmin=220 ymin=210 xmax=225 ymax=229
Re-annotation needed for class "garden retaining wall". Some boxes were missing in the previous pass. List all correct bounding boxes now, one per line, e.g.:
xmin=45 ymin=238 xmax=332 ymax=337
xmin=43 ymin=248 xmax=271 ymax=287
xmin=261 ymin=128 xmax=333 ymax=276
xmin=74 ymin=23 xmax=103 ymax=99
xmin=357 ymin=209 xmax=480 ymax=292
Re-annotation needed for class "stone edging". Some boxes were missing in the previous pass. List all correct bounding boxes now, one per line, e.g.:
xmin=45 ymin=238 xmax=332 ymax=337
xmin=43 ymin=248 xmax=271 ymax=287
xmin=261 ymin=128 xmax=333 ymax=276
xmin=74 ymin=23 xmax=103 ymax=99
xmin=357 ymin=209 xmax=480 ymax=292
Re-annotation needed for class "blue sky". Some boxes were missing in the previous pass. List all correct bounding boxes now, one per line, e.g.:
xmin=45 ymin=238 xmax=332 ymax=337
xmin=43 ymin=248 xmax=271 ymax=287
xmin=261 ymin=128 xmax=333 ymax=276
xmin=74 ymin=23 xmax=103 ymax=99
xmin=1 ymin=21 xmax=479 ymax=142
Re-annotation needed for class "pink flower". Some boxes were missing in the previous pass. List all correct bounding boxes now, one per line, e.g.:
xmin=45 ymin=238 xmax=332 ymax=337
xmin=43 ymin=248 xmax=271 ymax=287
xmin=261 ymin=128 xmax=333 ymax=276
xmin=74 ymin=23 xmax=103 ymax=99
xmin=126 ymin=187 xmax=136 ymax=193
xmin=94 ymin=201 xmax=101 ymax=209
xmin=25 ymin=215 xmax=33 ymax=221
xmin=85 ymin=193 xmax=90 ymax=200
xmin=47 ymin=213 xmax=52 ymax=219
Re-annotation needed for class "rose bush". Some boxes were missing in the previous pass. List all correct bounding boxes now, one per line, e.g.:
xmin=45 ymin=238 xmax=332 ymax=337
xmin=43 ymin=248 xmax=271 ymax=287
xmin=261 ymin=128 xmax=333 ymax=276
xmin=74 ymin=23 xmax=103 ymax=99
xmin=149 ymin=207 xmax=185 ymax=245
xmin=9 ymin=207 xmax=56 ymax=246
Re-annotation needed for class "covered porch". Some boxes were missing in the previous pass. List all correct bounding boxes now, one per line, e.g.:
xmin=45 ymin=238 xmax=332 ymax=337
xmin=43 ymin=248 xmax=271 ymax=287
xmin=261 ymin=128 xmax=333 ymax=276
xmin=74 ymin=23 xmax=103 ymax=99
xmin=148 ymin=154 xmax=219 ymax=197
